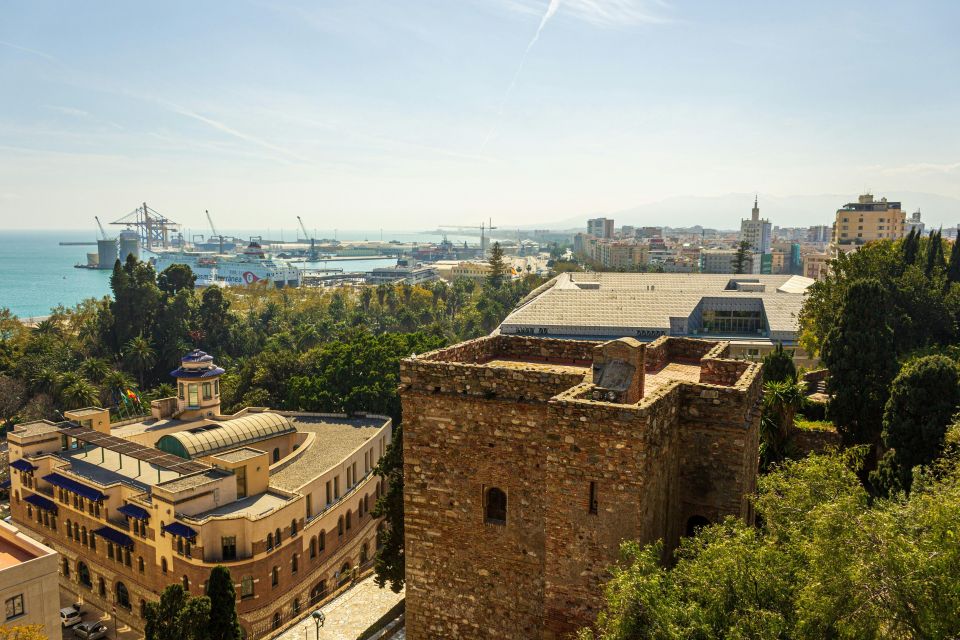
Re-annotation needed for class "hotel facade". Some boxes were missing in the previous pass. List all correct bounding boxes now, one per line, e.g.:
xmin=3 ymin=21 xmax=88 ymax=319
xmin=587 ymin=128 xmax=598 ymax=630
xmin=8 ymin=350 xmax=391 ymax=638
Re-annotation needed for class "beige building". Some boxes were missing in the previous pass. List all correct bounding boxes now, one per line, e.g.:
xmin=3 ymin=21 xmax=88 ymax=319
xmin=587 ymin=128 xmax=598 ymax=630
xmin=8 ymin=350 xmax=391 ymax=639
xmin=832 ymin=193 xmax=905 ymax=249
xmin=803 ymin=252 xmax=831 ymax=281
xmin=0 ymin=519 xmax=59 ymax=634
xmin=450 ymin=261 xmax=493 ymax=281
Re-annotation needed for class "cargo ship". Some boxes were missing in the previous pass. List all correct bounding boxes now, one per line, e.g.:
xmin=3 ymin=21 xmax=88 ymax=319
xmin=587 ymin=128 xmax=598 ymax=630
xmin=149 ymin=241 xmax=301 ymax=288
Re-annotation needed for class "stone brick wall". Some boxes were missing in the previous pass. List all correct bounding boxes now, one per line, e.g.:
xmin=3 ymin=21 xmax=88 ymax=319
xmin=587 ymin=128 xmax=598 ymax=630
xmin=401 ymin=336 xmax=762 ymax=640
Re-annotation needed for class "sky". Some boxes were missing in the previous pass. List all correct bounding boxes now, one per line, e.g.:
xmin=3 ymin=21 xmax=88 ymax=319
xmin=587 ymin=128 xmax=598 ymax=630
xmin=1 ymin=0 xmax=959 ymax=232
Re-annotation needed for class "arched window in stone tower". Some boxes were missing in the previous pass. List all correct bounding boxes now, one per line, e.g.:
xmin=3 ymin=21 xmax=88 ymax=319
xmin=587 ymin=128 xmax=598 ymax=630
xmin=485 ymin=487 xmax=507 ymax=524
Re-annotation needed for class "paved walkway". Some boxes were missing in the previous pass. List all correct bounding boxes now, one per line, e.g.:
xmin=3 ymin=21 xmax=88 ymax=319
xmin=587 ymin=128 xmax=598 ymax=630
xmin=276 ymin=575 xmax=404 ymax=640
xmin=59 ymin=587 xmax=142 ymax=640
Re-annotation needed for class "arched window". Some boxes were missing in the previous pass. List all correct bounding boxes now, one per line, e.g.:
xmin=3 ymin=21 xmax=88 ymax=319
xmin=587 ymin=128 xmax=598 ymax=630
xmin=78 ymin=561 xmax=91 ymax=588
xmin=309 ymin=537 xmax=317 ymax=559
xmin=358 ymin=499 xmax=363 ymax=518
xmin=271 ymin=566 xmax=279 ymax=587
xmin=346 ymin=511 xmax=351 ymax=531
xmin=364 ymin=494 xmax=369 ymax=514
xmin=290 ymin=519 xmax=297 ymax=536
xmin=272 ymin=448 xmax=280 ymax=463
xmin=685 ymin=515 xmax=711 ymax=537
xmin=360 ymin=542 xmax=369 ymax=565
xmin=337 ymin=563 xmax=351 ymax=586
xmin=90 ymin=533 xmax=96 ymax=552
xmin=138 ymin=557 xmax=145 ymax=573
xmin=177 ymin=537 xmax=184 ymax=554
xmin=275 ymin=528 xmax=281 ymax=545
xmin=62 ymin=557 xmax=70 ymax=578
xmin=182 ymin=575 xmax=189 ymax=591
xmin=310 ymin=581 xmax=326 ymax=605
xmin=66 ymin=519 xmax=73 ymax=539
xmin=337 ymin=516 xmax=343 ymax=537
xmin=291 ymin=554 xmax=298 ymax=574
xmin=161 ymin=558 xmax=168 ymax=574
xmin=98 ymin=577 xmax=106 ymax=597
xmin=116 ymin=582 xmax=131 ymax=609
xmin=293 ymin=598 xmax=301 ymax=615
xmin=75 ymin=523 xmax=81 ymax=541
xmin=266 ymin=533 xmax=273 ymax=550
xmin=485 ymin=487 xmax=507 ymax=524
xmin=318 ymin=530 xmax=325 ymax=552
xmin=272 ymin=612 xmax=281 ymax=630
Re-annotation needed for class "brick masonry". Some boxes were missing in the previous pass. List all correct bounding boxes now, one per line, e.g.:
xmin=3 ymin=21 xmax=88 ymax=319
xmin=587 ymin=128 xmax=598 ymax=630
xmin=401 ymin=335 xmax=762 ymax=640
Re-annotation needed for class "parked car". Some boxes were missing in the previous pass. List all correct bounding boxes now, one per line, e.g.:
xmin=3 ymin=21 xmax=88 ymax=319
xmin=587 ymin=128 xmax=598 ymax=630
xmin=59 ymin=606 xmax=83 ymax=628
xmin=73 ymin=622 xmax=108 ymax=639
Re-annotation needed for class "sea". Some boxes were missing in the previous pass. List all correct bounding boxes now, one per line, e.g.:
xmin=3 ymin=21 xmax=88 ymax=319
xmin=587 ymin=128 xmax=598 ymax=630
xmin=0 ymin=229 xmax=483 ymax=319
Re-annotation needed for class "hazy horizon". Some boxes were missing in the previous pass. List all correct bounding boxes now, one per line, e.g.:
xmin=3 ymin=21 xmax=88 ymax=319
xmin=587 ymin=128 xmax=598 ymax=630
xmin=2 ymin=1 xmax=959 ymax=231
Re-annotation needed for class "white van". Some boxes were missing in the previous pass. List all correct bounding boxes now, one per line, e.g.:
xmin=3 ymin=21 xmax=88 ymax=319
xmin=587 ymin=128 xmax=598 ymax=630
xmin=60 ymin=606 xmax=83 ymax=628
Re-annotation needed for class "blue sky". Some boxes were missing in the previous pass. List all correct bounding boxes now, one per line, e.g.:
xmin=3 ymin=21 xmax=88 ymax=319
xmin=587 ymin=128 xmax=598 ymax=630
xmin=1 ymin=0 xmax=959 ymax=231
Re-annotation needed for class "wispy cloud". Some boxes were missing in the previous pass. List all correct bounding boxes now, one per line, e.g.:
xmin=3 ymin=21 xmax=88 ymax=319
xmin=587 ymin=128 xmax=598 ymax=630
xmin=0 ymin=39 xmax=58 ymax=62
xmin=499 ymin=0 xmax=672 ymax=28
xmin=163 ymin=102 xmax=311 ymax=165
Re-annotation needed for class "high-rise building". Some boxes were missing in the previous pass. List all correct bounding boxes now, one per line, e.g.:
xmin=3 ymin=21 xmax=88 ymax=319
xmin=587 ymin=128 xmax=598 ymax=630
xmin=740 ymin=197 xmax=772 ymax=254
xmin=806 ymin=225 xmax=831 ymax=244
xmin=831 ymin=193 xmax=905 ymax=250
xmin=587 ymin=218 xmax=614 ymax=239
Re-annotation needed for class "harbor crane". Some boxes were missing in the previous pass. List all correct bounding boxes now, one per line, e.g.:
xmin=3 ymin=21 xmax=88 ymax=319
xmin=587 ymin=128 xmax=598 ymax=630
xmin=296 ymin=216 xmax=318 ymax=259
xmin=94 ymin=216 xmax=110 ymax=240
xmin=206 ymin=210 xmax=225 ymax=254
xmin=440 ymin=219 xmax=497 ymax=256
xmin=110 ymin=202 xmax=179 ymax=250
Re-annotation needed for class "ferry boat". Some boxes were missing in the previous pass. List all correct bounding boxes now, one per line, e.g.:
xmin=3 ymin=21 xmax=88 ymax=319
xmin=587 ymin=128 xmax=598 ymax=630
xmin=149 ymin=241 xmax=301 ymax=288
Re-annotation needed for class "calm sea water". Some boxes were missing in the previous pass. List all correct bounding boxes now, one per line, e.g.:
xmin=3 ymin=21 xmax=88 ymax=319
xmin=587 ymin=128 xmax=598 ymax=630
xmin=0 ymin=229 xmax=472 ymax=319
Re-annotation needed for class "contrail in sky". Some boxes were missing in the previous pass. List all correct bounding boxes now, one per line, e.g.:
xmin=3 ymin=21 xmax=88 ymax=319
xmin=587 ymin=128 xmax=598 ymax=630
xmin=481 ymin=0 xmax=561 ymax=151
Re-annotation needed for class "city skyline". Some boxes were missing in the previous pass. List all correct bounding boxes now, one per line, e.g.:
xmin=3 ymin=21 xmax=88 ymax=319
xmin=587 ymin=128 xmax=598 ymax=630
xmin=2 ymin=1 xmax=959 ymax=230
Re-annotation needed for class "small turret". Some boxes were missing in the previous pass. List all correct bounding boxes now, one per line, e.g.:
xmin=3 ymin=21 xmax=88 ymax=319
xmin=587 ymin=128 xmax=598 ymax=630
xmin=169 ymin=350 xmax=224 ymax=420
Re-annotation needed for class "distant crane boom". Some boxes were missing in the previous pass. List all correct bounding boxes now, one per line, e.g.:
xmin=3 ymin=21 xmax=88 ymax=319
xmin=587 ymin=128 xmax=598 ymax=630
xmin=205 ymin=210 xmax=219 ymax=238
xmin=297 ymin=216 xmax=310 ymax=241
xmin=296 ymin=216 xmax=317 ymax=259
xmin=440 ymin=219 xmax=497 ymax=255
xmin=94 ymin=216 xmax=108 ymax=240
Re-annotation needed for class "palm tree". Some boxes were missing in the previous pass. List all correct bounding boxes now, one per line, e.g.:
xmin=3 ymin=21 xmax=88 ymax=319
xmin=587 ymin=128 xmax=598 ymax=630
xmin=100 ymin=369 xmax=135 ymax=406
xmin=79 ymin=358 xmax=111 ymax=383
xmin=60 ymin=379 xmax=100 ymax=410
xmin=760 ymin=380 xmax=808 ymax=469
xmin=124 ymin=335 xmax=156 ymax=389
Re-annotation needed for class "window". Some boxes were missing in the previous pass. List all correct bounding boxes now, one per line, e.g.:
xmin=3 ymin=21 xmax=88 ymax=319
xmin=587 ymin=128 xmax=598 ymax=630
xmin=241 ymin=576 xmax=254 ymax=599
xmin=309 ymin=537 xmax=317 ymax=559
xmin=116 ymin=582 xmax=131 ymax=609
xmin=291 ymin=554 xmax=298 ymax=574
xmin=236 ymin=465 xmax=247 ymax=499
xmin=346 ymin=511 xmax=351 ymax=531
xmin=66 ymin=519 xmax=73 ymax=539
xmin=98 ymin=577 xmax=106 ymax=598
xmin=364 ymin=494 xmax=369 ymax=514
xmin=318 ymin=530 xmax=325 ymax=552
xmin=78 ymin=561 xmax=92 ymax=587
xmin=347 ymin=466 xmax=352 ymax=487
xmin=272 ymin=448 xmax=280 ymax=463
xmin=62 ymin=557 xmax=71 ymax=578
xmin=188 ymin=383 xmax=199 ymax=406
xmin=214 ymin=379 xmax=220 ymax=396
xmin=138 ymin=557 xmax=145 ymax=573
xmin=161 ymin=558 xmax=168 ymax=574
xmin=202 ymin=382 xmax=212 ymax=400
xmin=178 ymin=383 xmax=184 ymax=400
xmin=271 ymin=567 xmax=279 ymax=587
xmin=360 ymin=542 xmax=369 ymax=565
xmin=275 ymin=528 xmax=281 ymax=546
xmin=358 ymin=499 xmax=363 ymax=519
xmin=272 ymin=613 xmax=281 ymax=630
xmin=338 ymin=516 xmax=344 ymax=537
xmin=334 ymin=476 xmax=340 ymax=499
xmin=4 ymin=595 xmax=23 ymax=621
xmin=589 ymin=481 xmax=598 ymax=515
xmin=310 ymin=581 xmax=326 ymax=605
xmin=107 ymin=543 xmax=114 ymax=560
xmin=325 ymin=481 xmax=331 ymax=505
xmin=182 ymin=575 xmax=189 ymax=591
xmin=306 ymin=494 xmax=312 ymax=519
xmin=222 ymin=536 xmax=237 ymax=561
xmin=352 ymin=462 xmax=357 ymax=484
xmin=290 ymin=519 xmax=297 ymax=536
xmin=90 ymin=533 xmax=96 ymax=552
xmin=125 ymin=548 xmax=132 ymax=567
xmin=293 ymin=598 xmax=301 ymax=615
xmin=266 ymin=533 xmax=273 ymax=550
xmin=485 ymin=487 xmax=507 ymax=524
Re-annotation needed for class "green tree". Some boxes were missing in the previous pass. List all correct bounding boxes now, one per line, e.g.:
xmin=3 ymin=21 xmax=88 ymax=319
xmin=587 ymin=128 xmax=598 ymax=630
xmin=59 ymin=376 xmax=99 ymax=409
xmin=207 ymin=566 xmax=241 ymax=640
xmin=759 ymin=379 xmax=808 ymax=469
xmin=821 ymin=278 xmax=897 ymax=450
xmin=761 ymin=342 xmax=797 ymax=383
xmin=872 ymin=355 xmax=960 ymax=494
xmin=108 ymin=255 xmax=162 ymax=353
xmin=487 ymin=241 xmax=507 ymax=288
xmin=947 ymin=236 xmax=960 ymax=284
xmin=124 ymin=335 xmax=156 ymax=389
xmin=924 ymin=228 xmax=944 ymax=277
xmin=732 ymin=240 xmax=751 ymax=274
xmin=197 ymin=287 xmax=233 ymax=356
xmin=0 ymin=375 xmax=25 ymax=428
xmin=144 ymin=584 xmax=211 ymax=640
xmin=902 ymin=226 xmax=920 ymax=264
xmin=372 ymin=423 xmax=405 ymax=593
xmin=157 ymin=264 xmax=197 ymax=296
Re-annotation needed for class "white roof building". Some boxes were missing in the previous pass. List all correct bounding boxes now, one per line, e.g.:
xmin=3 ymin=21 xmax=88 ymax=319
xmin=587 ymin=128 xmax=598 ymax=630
xmin=498 ymin=272 xmax=815 ymax=361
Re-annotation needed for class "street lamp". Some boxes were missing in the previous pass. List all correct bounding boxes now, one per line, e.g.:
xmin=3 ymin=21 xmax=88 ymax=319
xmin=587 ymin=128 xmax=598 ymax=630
xmin=311 ymin=610 xmax=325 ymax=639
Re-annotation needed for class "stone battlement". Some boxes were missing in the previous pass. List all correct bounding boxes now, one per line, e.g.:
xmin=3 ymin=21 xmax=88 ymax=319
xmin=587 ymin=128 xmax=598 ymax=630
xmin=401 ymin=335 xmax=763 ymax=640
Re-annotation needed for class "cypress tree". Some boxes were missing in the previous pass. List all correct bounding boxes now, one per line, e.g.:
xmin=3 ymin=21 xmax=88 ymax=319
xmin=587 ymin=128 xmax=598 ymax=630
xmin=925 ymin=228 xmax=944 ymax=277
xmin=487 ymin=242 xmax=507 ymax=288
xmin=821 ymin=278 xmax=898 ymax=448
xmin=762 ymin=342 xmax=797 ymax=383
xmin=207 ymin=566 xmax=242 ymax=640
xmin=902 ymin=227 xmax=919 ymax=264
xmin=947 ymin=237 xmax=960 ymax=283
xmin=733 ymin=240 xmax=751 ymax=274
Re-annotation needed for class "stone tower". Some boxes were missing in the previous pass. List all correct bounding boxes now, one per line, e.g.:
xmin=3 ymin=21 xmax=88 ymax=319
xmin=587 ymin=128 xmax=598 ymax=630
xmin=170 ymin=349 xmax=224 ymax=420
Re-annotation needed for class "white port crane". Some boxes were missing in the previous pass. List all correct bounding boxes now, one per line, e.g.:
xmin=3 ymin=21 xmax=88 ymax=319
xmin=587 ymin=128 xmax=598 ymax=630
xmin=94 ymin=216 xmax=109 ymax=240
xmin=296 ymin=216 xmax=318 ymax=259
xmin=440 ymin=219 xmax=497 ymax=256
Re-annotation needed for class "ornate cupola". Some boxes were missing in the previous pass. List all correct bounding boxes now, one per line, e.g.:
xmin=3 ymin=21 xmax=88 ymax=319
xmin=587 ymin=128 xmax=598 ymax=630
xmin=170 ymin=350 xmax=225 ymax=419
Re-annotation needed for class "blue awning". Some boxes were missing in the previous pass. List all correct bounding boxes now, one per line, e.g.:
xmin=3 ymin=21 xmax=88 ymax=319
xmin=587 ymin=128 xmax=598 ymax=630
xmin=10 ymin=459 xmax=37 ymax=473
xmin=24 ymin=493 xmax=58 ymax=513
xmin=43 ymin=473 xmax=106 ymax=502
xmin=93 ymin=526 xmax=134 ymax=548
xmin=161 ymin=521 xmax=197 ymax=539
xmin=117 ymin=503 xmax=149 ymax=520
